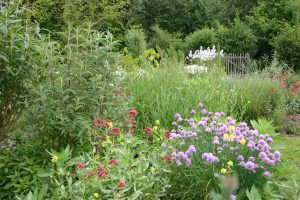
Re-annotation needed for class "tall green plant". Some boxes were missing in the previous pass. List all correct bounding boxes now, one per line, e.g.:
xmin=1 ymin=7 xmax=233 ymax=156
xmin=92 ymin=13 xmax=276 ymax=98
xmin=124 ymin=27 xmax=147 ymax=58
xmin=0 ymin=3 xmax=42 ymax=141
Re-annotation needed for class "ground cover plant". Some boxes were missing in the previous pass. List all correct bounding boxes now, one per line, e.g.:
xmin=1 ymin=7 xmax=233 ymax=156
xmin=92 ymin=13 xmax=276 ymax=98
xmin=1 ymin=1 xmax=300 ymax=199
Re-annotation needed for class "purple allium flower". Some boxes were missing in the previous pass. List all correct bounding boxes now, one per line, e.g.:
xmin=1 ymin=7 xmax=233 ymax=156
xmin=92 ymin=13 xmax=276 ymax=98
xmin=201 ymin=109 xmax=208 ymax=115
xmin=191 ymin=110 xmax=196 ymax=114
xmin=229 ymin=194 xmax=236 ymax=200
xmin=258 ymin=139 xmax=266 ymax=146
xmin=198 ymin=103 xmax=204 ymax=108
xmin=245 ymin=161 xmax=256 ymax=170
xmin=237 ymin=155 xmax=244 ymax=161
xmin=274 ymin=150 xmax=281 ymax=158
xmin=217 ymin=147 xmax=223 ymax=152
xmin=213 ymin=156 xmax=219 ymax=163
xmin=178 ymin=118 xmax=183 ymax=122
xmin=208 ymin=112 xmax=213 ymax=116
xmin=268 ymin=160 xmax=275 ymax=166
xmin=177 ymin=151 xmax=186 ymax=159
xmin=249 ymin=157 xmax=255 ymax=162
xmin=189 ymin=118 xmax=195 ymax=123
xmin=220 ymin=112 xmax=225 ymax=116
xmin=176 ymin=160 xmax=182 ymax=166
xmin=161 ymin=143 xmax=166 ymax=148
xmin=226 ymin=117 xmax=232 ymax=121
xmin=240 ymin=122 xmax=247 ymax=127
xmin=185 ymin=158 xmax=192 ymax=167
xmin=213 ymin=116 xmax=218 ymax=121
xmin=180 ymin=141 xmax=185 ymax=146
xmin=172 ymin=121 xmax=178 ymax=126
xmin=175 ymin=113 xmax=181 ymax=119
xmin=186 ymin=145 xmax=196 ymax=156
xmin=205 ymin=127 xmax=212 ymax=133
xmin=266 ymin=137 xmax=273 ymax=143
xmin=239 ymin=161 xmax=245 ymax=166
xmin=213 ymin=140 xmax=220 ymax=145
xmin=206 ymin=154 xmax=215 ymax=164
xmin=215 ymin=112 xmax=221 ymax=118
xmin=263 ymin=171 xmax=270 ymax=177
xmin=259 ymin=152 xmax=267 ymax=159
xmin=262 ymin=157 xmax=270 ymax=164
xmin=202 ymin=153 xmax=208 ymax=160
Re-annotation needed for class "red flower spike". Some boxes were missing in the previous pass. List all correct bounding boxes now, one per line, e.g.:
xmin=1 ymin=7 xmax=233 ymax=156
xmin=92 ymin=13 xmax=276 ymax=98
xmin=165 ymin=130 xmax=171 ymax=137
xmin=76 ymin=163 xmax=87 ymax=170
xmin=145 ymin=127 xmax=153 ymax=136
xmin=109 ymin=159 xmax=119 ymax=166
xmin=130 ymin=129 xmax=135 ymax=134
xmin=92 ymin=118 xmax=101 ymax=124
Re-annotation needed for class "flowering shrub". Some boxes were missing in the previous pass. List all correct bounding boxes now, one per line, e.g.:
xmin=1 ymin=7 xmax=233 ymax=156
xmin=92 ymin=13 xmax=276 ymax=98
xmin=164 ymin=103 xmax=281 ymax=199
xmin=40 ymin=110 xmax=170 ymax=199
xmin=186 ymin=46 xmax=224 ymax=63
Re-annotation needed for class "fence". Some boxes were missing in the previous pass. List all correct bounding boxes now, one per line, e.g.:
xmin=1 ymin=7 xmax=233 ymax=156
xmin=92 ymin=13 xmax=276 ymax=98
xmin=225 ymin=53 xmax=251 ymax=75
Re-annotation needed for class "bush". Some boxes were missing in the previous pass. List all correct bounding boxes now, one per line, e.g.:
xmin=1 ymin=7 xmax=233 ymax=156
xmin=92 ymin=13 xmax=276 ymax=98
xmin=273 ymin=24 xmax=300 ymax=70
xmin=216 ymin=18 xmax=257 ymax=54
xmin=0 ymin=3 xmax=43 ymax=142
xmin=149 ymin=25 xmax=186 ymax=52
xmin=185 ymin=28 xmax=216 ymax=51
xmin=17 ymin=27 xmax=126 ymax=150
xmin=124 ymin=27 xmax=147 ymax=58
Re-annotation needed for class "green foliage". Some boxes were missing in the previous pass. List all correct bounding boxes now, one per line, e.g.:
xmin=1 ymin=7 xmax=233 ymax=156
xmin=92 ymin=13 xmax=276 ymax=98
xmin=185 ymin=28 xmax=216 ymax=51
xmin=264 ymin=178 xmax=300 ymax=199
xmin=250 ymin=118 xmax=277 ymax=136
xmin=17 ymin=26 xmax=126 ymax=150
xmin=0 ymin=142 xmax=48 ymax=199
xmin=246 ymin=185 xmax=262 ymax=200
xmin=273 ymin=24 xmax=300 ymax=70
xmin=0 ymin=3 xmax=43 ymax=141
xmin=216 ymin=18 xmax=257 ymax=54
xmin=124 ymin=27 xmax=147 ymax=58
xmin=149 ymin=25 xmax=186 ymax=52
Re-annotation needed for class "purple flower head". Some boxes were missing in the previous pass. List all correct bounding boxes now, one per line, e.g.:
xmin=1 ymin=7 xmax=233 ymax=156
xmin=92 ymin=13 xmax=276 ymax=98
xmin=176 ymin=160 xmax=182 ymax=166
xmin=198 ymin=103 xmax=204 ymax=108
xmin=258 ymin=139 xmax=266 ymax=146
xmin=226 ymin=117 xmax=232 ymax=121
xmin=178 ymin=118 xmax=183 ymax=122
xmin=189 ymin=118 xmax=195 ymax=123
xmin=185 ymin=158 xmax=192 ymax=167
xmin=191 ymin=110 xmax=197 ymax=114
xmin=213 ymin=116 xmax=218 ymax=121
xmin=237 ymin=155 xmax=244 ymax=161
xmin=205 ymin=127 xmax=212 ymax=133
xmin=240 ymin=122 xmax=247 ymax=127
xmin=172 ymin=121 xmax=178 ymax=126
xmin=274 ymin=150 xmax=281 ymax=158
xmin=175 ymin=113 xmax=181 ymax=119
xmin=249 ymin=157 xmax=255 ymax=162
xmin=180 ymin=141 xmax=185 ymax=146
xmin=263 ymin=171 xmax=270 ymax=177
xmin=229 ymin=195 xmax=236 ymax=200
xmin=268 ymin=160 xmax=275 ymax=166
xmin=239 ymin=161 xmax=245 ymax=166
xmin=177 ymin=151 xmax=187 ymax=159
xmin=245 ymin=161 xmax=256 ymax=170
xmin=215 ymin=112 xmax=221 ymax=118
xmin=206 ymin=154 xmax=215 ymax=164
xmin=186 ymin=145 xmax=196 ymax=156
xmin=202 ymin=153 xmax=208 ymax=160
xmin=201 ymin=109 xmax=208 ymax=115
xmin=213 ymin=140 xmax=220 ymax=145
xmin=161 ymin=143 xmax=166 ymax=148
xmin=258 ymin=152 xmax=267 ymax=159
xmin=266 ymin=137 xmax=273 ymax=143
xmin=208 ymin=112 xmax=213 ymax=116
xmin=220 ymin=112 xmax=225 ymax=116
xmin=262 ymin=157 xmax=270 ymax=164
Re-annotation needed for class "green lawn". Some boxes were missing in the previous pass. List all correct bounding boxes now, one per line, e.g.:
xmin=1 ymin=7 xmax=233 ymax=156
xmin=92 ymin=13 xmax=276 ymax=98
xmin=272 ymin=135 xmax=300 ymax=181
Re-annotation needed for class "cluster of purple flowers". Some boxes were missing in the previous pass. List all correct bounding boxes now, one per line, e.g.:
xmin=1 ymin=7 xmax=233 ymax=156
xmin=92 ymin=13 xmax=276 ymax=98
xmin=164 ymin=103 xmax=281 ymax=178
xmin=171 ymin=145 xmax=196 ymax=167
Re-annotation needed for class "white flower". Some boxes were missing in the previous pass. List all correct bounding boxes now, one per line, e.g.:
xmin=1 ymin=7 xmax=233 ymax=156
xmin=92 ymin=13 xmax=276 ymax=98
xmin=184 ymin=65 xmax=208 ymax=74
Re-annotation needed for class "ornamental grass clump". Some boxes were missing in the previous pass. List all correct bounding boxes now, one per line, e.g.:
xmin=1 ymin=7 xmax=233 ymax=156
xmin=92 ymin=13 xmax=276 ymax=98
xmin=165 ymin=103 xmax=281 ymax=199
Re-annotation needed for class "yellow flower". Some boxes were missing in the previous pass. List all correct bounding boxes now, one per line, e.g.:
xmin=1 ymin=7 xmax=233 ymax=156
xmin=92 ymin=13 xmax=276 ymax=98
xmin=93 ymin=193 xmax=99 ymax=198
xmin=156 ymin=138 xmax=160 ymax=142
xmin=101 ymin=141 xmax=107 ymax=147
xmin=51 ymin=156 xmax=58 ymax=163
xmin=221 ymin=168 xmax=227 ymax=174
xmin=229 ymin=134 xmax=235 ymax=142
xmin=150 ymin=167 xmax=156 ymax=174
xmin=227 ymin=160 xmax=233 ymax=167
xmin=155 ymin=120 xmax=160 ymax=125
xmin=108 ymin=122 xmax=113 ymax=129
xmin=223 ymin=134 xmax=229 ymax=139
xmin=229 ymin=126 xmax=235 ymax=132
xmin=153 ymin=126 xmax=158 ymax=131
xmin=240 ymin=139 xmax=246 ymax=145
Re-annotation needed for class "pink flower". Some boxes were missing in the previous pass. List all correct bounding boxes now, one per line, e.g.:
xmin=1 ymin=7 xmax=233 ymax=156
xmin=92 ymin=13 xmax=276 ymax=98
xmin=128 ymin=110 xmax=138 ymax=117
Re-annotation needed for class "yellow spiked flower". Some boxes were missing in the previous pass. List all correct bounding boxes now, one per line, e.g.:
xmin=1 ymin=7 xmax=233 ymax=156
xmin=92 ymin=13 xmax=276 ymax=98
xmin=51 ymin=156 xmax=58 ymax=163
xmin=101 ymin=141 xmax=107 ymax=147
xmin=153 ymin=126 xmax=158 ymax=131
xmin=223 ymin=134 xmax=229 ymax=139
xmin=221 ymin=168 xmax=227 ymax=174
xmin=155 ymin=120 xmax=160 ymax=125
xmin=108 ymin=122 xmax=113 ymax=129
xmin=229 ymin=134 xmax=235 ymax=141
xmin=227 ymin=160 xmax=233 ymax=167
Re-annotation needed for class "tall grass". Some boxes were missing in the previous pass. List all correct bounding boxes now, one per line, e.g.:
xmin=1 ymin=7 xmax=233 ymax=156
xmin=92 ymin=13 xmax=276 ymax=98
xmin=128 ymin=63 xmax=286 ymax=127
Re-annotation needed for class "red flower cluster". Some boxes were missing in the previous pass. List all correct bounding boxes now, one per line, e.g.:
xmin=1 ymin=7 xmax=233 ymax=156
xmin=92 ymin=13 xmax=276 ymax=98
xmin=128 ymin=109 xmax=138 ymax=117
xmin=290 ymin=83 xmax=300 ymax=96
xmin=118 ymin=182 xmax=126 ymax=189
xmin=109 ymin=159 xmax=119 ymax=167
xmin=109 ymin=127 xmax=120 ymax=136
xmin=98 ymin=133 xmax=106 ymax=139
xmin=97 ymin=164 xmax=109 ymax=179
xmin=76 ymin=163 xmax=87 ymax=170
xmin=145 ymin=127 xmax=153 ymax=136
xmin=165 ymin=130 xmax=171 ymax=137
xmin=92 ymin=118 xmax=102 ymax=129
